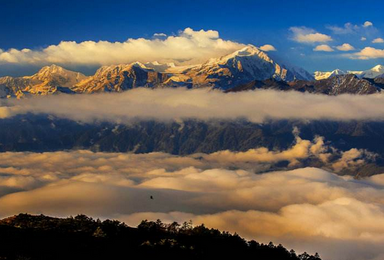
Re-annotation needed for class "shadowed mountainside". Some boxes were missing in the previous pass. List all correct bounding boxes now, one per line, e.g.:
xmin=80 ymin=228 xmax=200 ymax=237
xmin=227 ymin=75 xmax=384 ymax=95
xmin=1 ymin=115 xmax=384 ymax=177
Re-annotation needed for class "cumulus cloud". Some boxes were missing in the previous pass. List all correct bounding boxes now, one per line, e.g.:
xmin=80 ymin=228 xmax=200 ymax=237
xmin=332 ymin=148 xmax=376 ymax=172
xmin=290 ymin=27 xmax=333 ymax=43
xmin=373 ymin=37 xmax=384 ymax=43
xmin=336 ymin=43 xmax=355 ymax=51
xmin=352 ymin=47 xmax=384 ymax=59
xmin=361 ymin=37 xmax=367 ymax=41
xmin=313 ymin=44 xmax=334 ymax=52
xmin=204 ymin=128 xmax=335 ymax=168
xmin=259 ymin=44 xmax=276 ymax=52
xmin=4 ymin=88 xmax=384 ymax=124
xmin=0 ymin=148 xmax=383 ymax=260
xmin=0 ymin=28 xmax=244 ymax=67
xmin=364 ymin=21 xmax=374 ymax=27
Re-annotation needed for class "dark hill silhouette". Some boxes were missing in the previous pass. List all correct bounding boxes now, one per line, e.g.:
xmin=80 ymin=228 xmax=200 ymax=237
xmin=0 ymin=213 xmax=321 ymax=260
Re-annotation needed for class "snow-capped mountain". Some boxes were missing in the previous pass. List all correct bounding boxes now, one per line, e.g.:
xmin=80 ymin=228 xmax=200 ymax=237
xmin=0 ymin=45 xmax=315 ymax=97
xmin=30 ymin=64 xmax=86 ymax=86
xmin=358 ymin=65 xmax=384 ymax=79
xmin=75 ymin=45 xmax=313 ymax=92
xmin=229 ymin=74 xmax=384 ymax=95
xmin=73 ymin=62 xmax=166 ymax=93
xmin=0 ymin=65 xmax=87 ymax=98
xmin=314 ymin=65 xmax=384 ymax=80
xmin=314 ymin=69 xmax=347 ymax=80
xmin=182 ymin=45 xmax=313 ymax=89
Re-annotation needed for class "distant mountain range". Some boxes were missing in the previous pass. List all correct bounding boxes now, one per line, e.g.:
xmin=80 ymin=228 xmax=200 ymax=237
xmin=0 ymin=115 xmax=383 ymax=177
xmin=3 ymin=45 xmax=384 ymax=98
xmin=314 ymin=65 xmax=384 ymax=80
xmin=227 ymin=74 xmax=384 ymax=95
xmin=0 ymin=45 xmax=314 ymax=98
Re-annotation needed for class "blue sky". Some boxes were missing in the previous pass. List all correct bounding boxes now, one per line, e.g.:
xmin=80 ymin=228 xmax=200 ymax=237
xmin=2 ymin=0 xmax=384 ymax=75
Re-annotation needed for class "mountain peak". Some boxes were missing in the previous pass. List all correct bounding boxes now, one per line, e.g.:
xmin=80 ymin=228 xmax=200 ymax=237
xmin=38 ymin=64 xmax=66 ymax=74
xmin=30 ymin=64 xmax=88 ymax=89
xmin=314 ymin=69 xmax=347 ymax=80
xmin=203 ymin=45 xmax=270 ymax=68
xmin=33 ymin=64 xmax=87 ymax=80
xmin=217 ymin=45 xmax=265 ymax=62
xmin=130 ymin=61 xmax=147 ymax=69
xmin=371 ymin=64 xmax=384 ymax=72
xmin=144 ymin=61 xmax=179 ymax=72
xmin=193 ymin=45 xmax=313 ymax=86
xmin=234 ymin=45 xmax=261 ymax=56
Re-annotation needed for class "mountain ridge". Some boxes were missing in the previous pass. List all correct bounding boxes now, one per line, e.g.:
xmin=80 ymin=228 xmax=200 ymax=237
xmin=4 ymin=47 xmax=384 ymax=97
xmin=228 ymin=74 xmax=384 ymax=95
xmin=314 ymin=65 xmax=384 ymax=80
xmin=0 ymin=64 xmax=87 ymax=98
xmin=0 ymin=45 xmax=313 ymax=97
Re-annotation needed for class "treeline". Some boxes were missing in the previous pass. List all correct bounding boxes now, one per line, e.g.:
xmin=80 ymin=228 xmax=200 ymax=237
xmin=0 ymin=214 xmax=321 ymax=260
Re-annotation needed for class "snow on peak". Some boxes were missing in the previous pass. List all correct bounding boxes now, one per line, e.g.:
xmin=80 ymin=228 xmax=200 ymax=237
xmin=130 ymin=61 xmax=147 ymax=69
xmin=314 ymin=65 xmax=384 ymax=80
xmin=144 ymin=61 xmax=178 ymax=72
xmin=94 ymin=62 xmax=150 ymax=77
xmin=194 ymin=45 xmax=313 ymax=83
xmin=233 ymin=45 xmax=262 ymax=56
xmin=371 ymin=65 xmax=384 ymax=72
xmin=358 ymin=65 xmax=384 ymax=78
xmin=31 ymin=64 xmax=87 ymax=85
xmin=314 ymin=69 xmax=347 ymax=80
xmin=37 ymin=64 xmax=66 ymax=75
xmin=213 ymin=45 xmax=269 ymax=64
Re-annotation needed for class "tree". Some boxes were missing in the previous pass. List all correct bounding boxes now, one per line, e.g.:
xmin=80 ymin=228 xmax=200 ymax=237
xmin=93 ymin=227 xmax=106 ymax=238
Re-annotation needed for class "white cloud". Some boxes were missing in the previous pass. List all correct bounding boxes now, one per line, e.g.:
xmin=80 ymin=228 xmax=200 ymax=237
xmin=336 ymin=43 xmax=355 ymax=51
xmin=361 ymin=37 xmax=367 ymax=41
xmin=364 ymin=21 xmax=374 ymax=27
xmin=290 ymin=27 xmax=332 ymax=43
xmin=259 ymin=44 xmax=276 ymax=52
xmin=373 ymin=38 xmax=384 ymax=43
xmin=204 ymin=129 xmax=335 ymax=168
xmin=5 ymin=88 xmax=384 ymax=124
xmin=0 ymin=28 xmax=244 ymax=66
xmin=352 ymin=47 xmax=384 ymax=59
xmin=153 ymin=33 xmax=167 ymax=37
xmin=313 ymin=44 xmax=334 ymax=52
xmin=0 ymin=150 xmax=383 ymax=260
